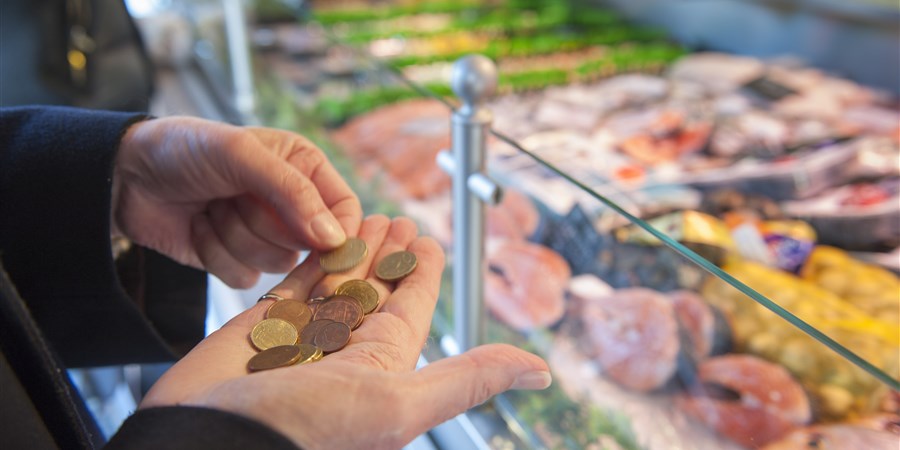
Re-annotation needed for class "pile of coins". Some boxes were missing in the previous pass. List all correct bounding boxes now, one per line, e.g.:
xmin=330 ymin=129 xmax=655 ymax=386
xmin=246 ymin=238 xmax=418 ymax=372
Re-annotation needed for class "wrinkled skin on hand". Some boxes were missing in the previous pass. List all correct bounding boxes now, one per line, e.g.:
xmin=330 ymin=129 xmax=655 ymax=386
xmin=142 ymin=216 xmax=551 ymax=450
xmin=114 ymin=117 xmax=362 ymax=288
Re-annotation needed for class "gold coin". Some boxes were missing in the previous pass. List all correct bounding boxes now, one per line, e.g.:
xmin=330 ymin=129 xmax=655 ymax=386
xmin=319 ymin=237 xmax=368 ymax=273
xmin=247 ymin=345 xmax=302 ymax=372
xmin=266 ymin=299 xmax=312 ymax=333
xmin=375 ymin=251 xmax=417 ymax=282
xmin=250 ymin=318 xmax=299 ymax=351
xmin=296 ymin=343 xmax=321 ymax=365
xmin=335 ymin=279 xmax=379 ymax=314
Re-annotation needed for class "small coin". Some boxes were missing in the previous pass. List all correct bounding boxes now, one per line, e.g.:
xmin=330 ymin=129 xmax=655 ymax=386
xmin=299 ymin=319 xmax=334 ymax=345
xmin=375 ymin=250 xmax=417 ymax=282
xmin=247 ymin=345 xmax=302 ymax=372
xmin=250 ymin=318 xmax=299 ymax=351
xmin=319 ymin=237 xmax=368 ymax=273
xmin=296 ymin=343 xmax=321 ymax=365
xmin=313 ymin=295 xmax=364 ymax=329
xmin=335 ymin=279 xmax=379 ymax=314
xmin=266 ymin=299 xmax=312 ymax=333
xmin=314 ymin=321 xmax=352 ymax=353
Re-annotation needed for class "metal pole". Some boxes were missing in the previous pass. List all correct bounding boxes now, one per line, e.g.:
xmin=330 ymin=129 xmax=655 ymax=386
xmin=222 ymin=0 xmax=256 ymax=123
xmin=447 ymin=55 xmax=499 ymax=352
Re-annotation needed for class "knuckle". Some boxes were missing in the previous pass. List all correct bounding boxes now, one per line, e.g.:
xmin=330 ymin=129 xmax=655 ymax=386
xmin=469 ymin=378 xmax=495 ymax=408
xmin=290 ymin=143 xmax=327 ymax=174
xmin=458 ymin=353 xmax=495 ymax=407
xmin=289 ymin=173 xmax=320 ymax=203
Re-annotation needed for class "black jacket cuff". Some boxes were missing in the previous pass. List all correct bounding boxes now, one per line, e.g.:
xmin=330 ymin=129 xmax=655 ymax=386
xmin=0 ymin=106 xmax=178 ymax=366
xmin=104 ymin=406 xmax=299 ymax=450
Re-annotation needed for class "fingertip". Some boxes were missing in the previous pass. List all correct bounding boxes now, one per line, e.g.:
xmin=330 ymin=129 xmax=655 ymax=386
xmin=407 ymin=237 xmax=445 ymax=271
xmin=409 ymin=235 xmax=442 ymax=255
xmin=390 ymin=216 xmax=419 ymax=233
xmin=364 ymin=214 xmax=392 ymax=234
xmin=309 ymin=212 xmax=346 ymax=248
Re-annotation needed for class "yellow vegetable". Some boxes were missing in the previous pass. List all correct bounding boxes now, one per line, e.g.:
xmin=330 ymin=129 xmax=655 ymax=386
xmin=703 ymin=259 xmax=900 ymax=421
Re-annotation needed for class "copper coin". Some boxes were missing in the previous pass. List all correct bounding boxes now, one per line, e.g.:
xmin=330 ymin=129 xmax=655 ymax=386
xmin=314 ymin=321 xmax=351 ymax=353
xmin=300 ymin=319 xmax=334 ymax=345
xmin=247 ymin=345 xmax=302 ymax=372
xmin=319 ymin=237 xmax=368 ymax=273
xmin=313 ymin=295 xmax=364 ymax=329
xmin=266 ymin=299 xmax=312 ymax=333
xmin=375 ymin=251 xmax=417 ymax=281
xmin=250 ymin=318 xmax=299 ymax=351
xmin=335 ymin=279 xmax=379 ymax=314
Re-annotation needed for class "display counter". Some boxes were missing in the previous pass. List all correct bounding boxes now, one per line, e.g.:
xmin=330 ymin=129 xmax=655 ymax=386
xmin=185 ymin=1 xmax=900 ymax=448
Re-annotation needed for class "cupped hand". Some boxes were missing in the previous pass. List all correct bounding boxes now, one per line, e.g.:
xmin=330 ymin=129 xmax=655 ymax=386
xmin=113 ymin=117 xmax=362 ymax=288
xmin=141 ymin=215 xmax=551 ymax=450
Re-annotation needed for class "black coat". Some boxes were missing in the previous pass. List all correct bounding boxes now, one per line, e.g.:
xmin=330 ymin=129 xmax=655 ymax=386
xmin=0 ymin=106 xmax=297 ymax=449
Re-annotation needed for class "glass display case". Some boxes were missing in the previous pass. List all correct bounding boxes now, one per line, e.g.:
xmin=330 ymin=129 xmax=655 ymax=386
xmin=180 ymin=0 xmax=900 ymax=448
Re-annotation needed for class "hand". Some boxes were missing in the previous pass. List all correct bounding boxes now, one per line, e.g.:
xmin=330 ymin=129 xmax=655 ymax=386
xmin=141 ymin=215 xmax=551 ymax=450
xmin=114 ymin=117 xmax=362 ymax=288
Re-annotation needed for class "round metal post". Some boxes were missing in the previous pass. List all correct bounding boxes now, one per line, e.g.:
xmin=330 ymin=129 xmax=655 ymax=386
xmin=450 ymin=55 xmax=497 ymax=352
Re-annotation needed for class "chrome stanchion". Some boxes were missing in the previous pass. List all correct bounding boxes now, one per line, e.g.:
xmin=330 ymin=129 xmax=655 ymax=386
xmin=437 ymin=55 xmax=502 ymax=353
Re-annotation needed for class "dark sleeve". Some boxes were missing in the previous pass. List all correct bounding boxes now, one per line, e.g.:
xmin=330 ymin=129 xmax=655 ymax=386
xmin=104 ymin=407 xmax=300 ymax=450
xmin=0 ymin=105 xmax=202 ymax=367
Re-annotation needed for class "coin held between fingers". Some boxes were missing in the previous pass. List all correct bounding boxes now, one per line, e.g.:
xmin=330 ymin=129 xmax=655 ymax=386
xmin=320 ymin=237 xmax=368 ymax=273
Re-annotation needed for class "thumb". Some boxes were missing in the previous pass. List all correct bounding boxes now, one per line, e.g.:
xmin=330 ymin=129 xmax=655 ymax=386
xmin=411 ymin=344 xmax=551 ymax=429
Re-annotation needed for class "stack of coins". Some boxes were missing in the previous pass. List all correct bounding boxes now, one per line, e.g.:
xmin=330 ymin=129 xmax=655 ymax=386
xmin=246 ymin=239 xmax=418 ymax=372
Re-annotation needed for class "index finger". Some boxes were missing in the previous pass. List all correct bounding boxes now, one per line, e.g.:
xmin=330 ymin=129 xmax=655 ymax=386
xmin=250 ymin=128 xmax=363 ymax=243
xmin=305 ymin=154 xmax=363 ymax=240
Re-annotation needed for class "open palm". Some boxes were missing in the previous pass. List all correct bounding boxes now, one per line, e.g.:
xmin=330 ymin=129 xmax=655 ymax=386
xmin=141 ymin=215 xmax=550 ymax=450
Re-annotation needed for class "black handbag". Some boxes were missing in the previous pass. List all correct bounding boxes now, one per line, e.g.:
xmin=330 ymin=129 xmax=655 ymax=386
xmin=0 ymin=0 xmax=155 ymax=112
